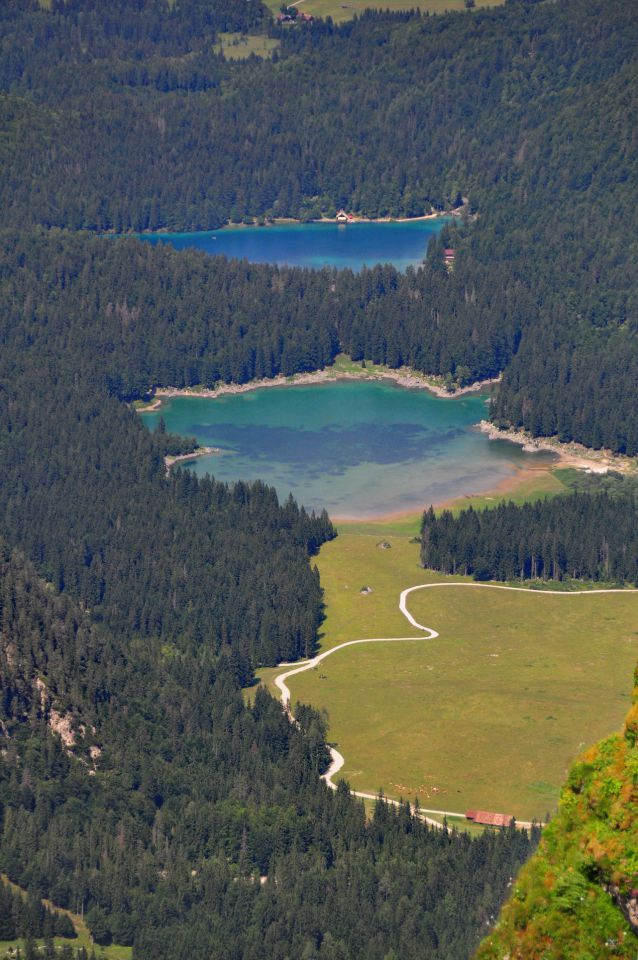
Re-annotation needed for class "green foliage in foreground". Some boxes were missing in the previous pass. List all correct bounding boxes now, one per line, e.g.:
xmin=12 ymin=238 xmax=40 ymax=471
xmin=477 ymin=668 xmax=638 ymax=959
xmin=1 ymin=1 xmax=637 ymax=954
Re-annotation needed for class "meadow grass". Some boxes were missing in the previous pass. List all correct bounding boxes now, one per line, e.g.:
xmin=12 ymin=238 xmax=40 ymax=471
xmin=290 ymin=537 xmax=638 ymax=821
xmin=215 ymin=33 xmax=279 ymax=60
xmin=249 ymin=470 xmax=570 ymax=700
xmin=0 ymin=943 xmax=131 ymax=960
xmin=253 ymin=503 xmax=638 ymax=823
xmin=266 ymin=0 xmax=502 ymax=24
xmin=331 ymin=465 xmax=568 ymax=539
xmin=247 ymin=403 xmax=631 ymax=825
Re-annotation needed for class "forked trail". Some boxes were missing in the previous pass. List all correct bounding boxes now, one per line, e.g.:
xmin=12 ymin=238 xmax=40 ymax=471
xmin=274 ymin=582 xmax=638 ymax=830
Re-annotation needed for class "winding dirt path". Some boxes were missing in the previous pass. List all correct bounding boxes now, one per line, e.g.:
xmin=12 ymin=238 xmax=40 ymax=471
xmin=274 ymin=582 xmax=638 ymax=829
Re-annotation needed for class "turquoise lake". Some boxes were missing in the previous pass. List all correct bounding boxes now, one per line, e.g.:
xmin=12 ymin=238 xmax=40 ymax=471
xmin=142 ymin=381 xmax=556 ymax=519
xmin=141 ymin=219 xmax=448 ymax=271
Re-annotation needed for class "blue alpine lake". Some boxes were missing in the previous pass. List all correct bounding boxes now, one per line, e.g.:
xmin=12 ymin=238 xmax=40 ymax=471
xmin=141 ymin=381 xmax=556 ymax=519
xmin=140 ymin=218 xmax=448 ymax=271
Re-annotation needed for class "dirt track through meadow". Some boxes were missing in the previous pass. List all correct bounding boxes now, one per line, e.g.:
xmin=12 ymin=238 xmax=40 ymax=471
xmin=275 ymin=582 xmax=638 ymax=829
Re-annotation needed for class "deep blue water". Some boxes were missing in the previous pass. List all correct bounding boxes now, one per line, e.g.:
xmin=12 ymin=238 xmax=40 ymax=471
xmin=140 ymin=218 xmax=448 ymax=271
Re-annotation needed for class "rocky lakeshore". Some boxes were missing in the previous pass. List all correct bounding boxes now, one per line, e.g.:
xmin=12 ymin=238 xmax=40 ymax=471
xmin=478 ymin=421 xmax=637 ymax=474
xmin=149 ymin=365 xmax=501 ymax=406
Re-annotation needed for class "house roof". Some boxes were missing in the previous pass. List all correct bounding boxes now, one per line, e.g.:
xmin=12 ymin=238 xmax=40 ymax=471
xmin=466 ymin=810 xmax=514 ymax=827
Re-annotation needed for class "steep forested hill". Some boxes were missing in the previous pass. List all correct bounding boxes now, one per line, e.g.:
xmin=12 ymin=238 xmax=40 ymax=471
xmin=0 ymin=123 xmax=537 ymax=960
xmin=0 ymin=541 xmax=538 ymax=957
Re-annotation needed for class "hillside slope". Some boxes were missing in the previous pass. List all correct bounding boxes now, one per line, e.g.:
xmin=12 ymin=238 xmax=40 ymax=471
xmin=476 ymin=667 xmax=638 ymax=959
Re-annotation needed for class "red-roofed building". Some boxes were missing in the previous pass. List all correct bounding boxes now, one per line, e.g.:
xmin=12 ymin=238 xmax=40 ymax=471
xmin=466 ymin=810 xmax=514 ymax=827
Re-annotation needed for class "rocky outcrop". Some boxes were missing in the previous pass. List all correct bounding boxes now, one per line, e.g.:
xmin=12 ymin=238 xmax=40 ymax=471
xmin=609 ymin=885 xmax=638 ymax=935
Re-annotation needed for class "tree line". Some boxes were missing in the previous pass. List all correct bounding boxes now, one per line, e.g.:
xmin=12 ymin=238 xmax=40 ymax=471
xmin=421 ymin=477 xmax=638 ymax=583
xmin=0 ymin=162 xmax=538 ymax=960
xmin=0 ymin=878 xmax=75 ymax=941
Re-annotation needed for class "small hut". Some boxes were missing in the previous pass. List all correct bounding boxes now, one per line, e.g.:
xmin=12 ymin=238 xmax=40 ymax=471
xmin=465 ymin=809 xmax=514 ymax=827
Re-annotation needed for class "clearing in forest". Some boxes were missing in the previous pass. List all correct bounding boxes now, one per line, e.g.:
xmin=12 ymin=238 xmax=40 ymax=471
xmin=215 ymin=33 xmax=280 ymax=59
xmin=261 ymin=526 xmax=638 ymax=823
xmin=266 ymin=0 xmax=502 ymax=27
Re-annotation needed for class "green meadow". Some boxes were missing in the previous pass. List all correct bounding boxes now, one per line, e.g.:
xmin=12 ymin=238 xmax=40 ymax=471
xmin=0 ymin=944 xmax=130 ymax=960
xmin=266 ymin=0 xmax=502 ymax=26
xmin=215 ymin=33 xmax=279 ymax=60
xmin=255 ymin=490 xmax=638 ymax=822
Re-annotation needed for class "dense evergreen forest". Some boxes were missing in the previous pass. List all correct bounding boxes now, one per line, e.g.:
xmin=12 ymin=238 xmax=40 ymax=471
xmin=421 ymin=489 xmax=638 ymax=583
xmin=0 ymin=229 xmax=516 ymax=389
xmin=2 ymin=0 xmax=637 ymax=451
xmin=0 ymin=543 xmax=538 ymax=957
xmin=0 ymin=878 xmax=75 ymax=941
xmin=1 ymin=0 xmax=636 ymax=955
xmin=0 ymin=223 xmax=540 ymax=956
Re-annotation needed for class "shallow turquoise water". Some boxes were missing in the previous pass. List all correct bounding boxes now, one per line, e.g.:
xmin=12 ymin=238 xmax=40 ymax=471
xmin=141 ymin=219 xmax=448 ymax=271
xmin=142 ymin=381 xmax=556 ymax=518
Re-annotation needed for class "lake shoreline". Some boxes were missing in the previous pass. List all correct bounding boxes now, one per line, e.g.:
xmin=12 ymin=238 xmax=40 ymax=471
xmin=332 ymin=463 xmax=558 ymax=526
xmin=334 ymin=424 xmax=638 ymax=526
xmin=119 ymin=211 xmax=451 ymax=237
xmin=164 ymin=446 xmax=222 ymax=472
xmin=477 ymin=421 xmax=637 ymax=474
xmin=146 ymin=366 xmax=500 ymax=407
xmin=142 ymin=371 xmax=634 ymax=526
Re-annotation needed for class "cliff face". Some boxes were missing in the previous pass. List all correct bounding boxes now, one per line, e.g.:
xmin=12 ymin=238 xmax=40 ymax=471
xmin=476 ymin=666 xmax=638 ymax=960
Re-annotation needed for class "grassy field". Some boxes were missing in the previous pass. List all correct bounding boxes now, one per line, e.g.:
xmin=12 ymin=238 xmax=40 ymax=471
xmin=215 ymin=33 xmax=279 ymax=60
xmin=266 ymin=0 xmax=502 ymax=25
xmin=255 ymin=515 xmax=638 ymax=823
xmin=250 ymin=471 xmax=570 ymax=695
